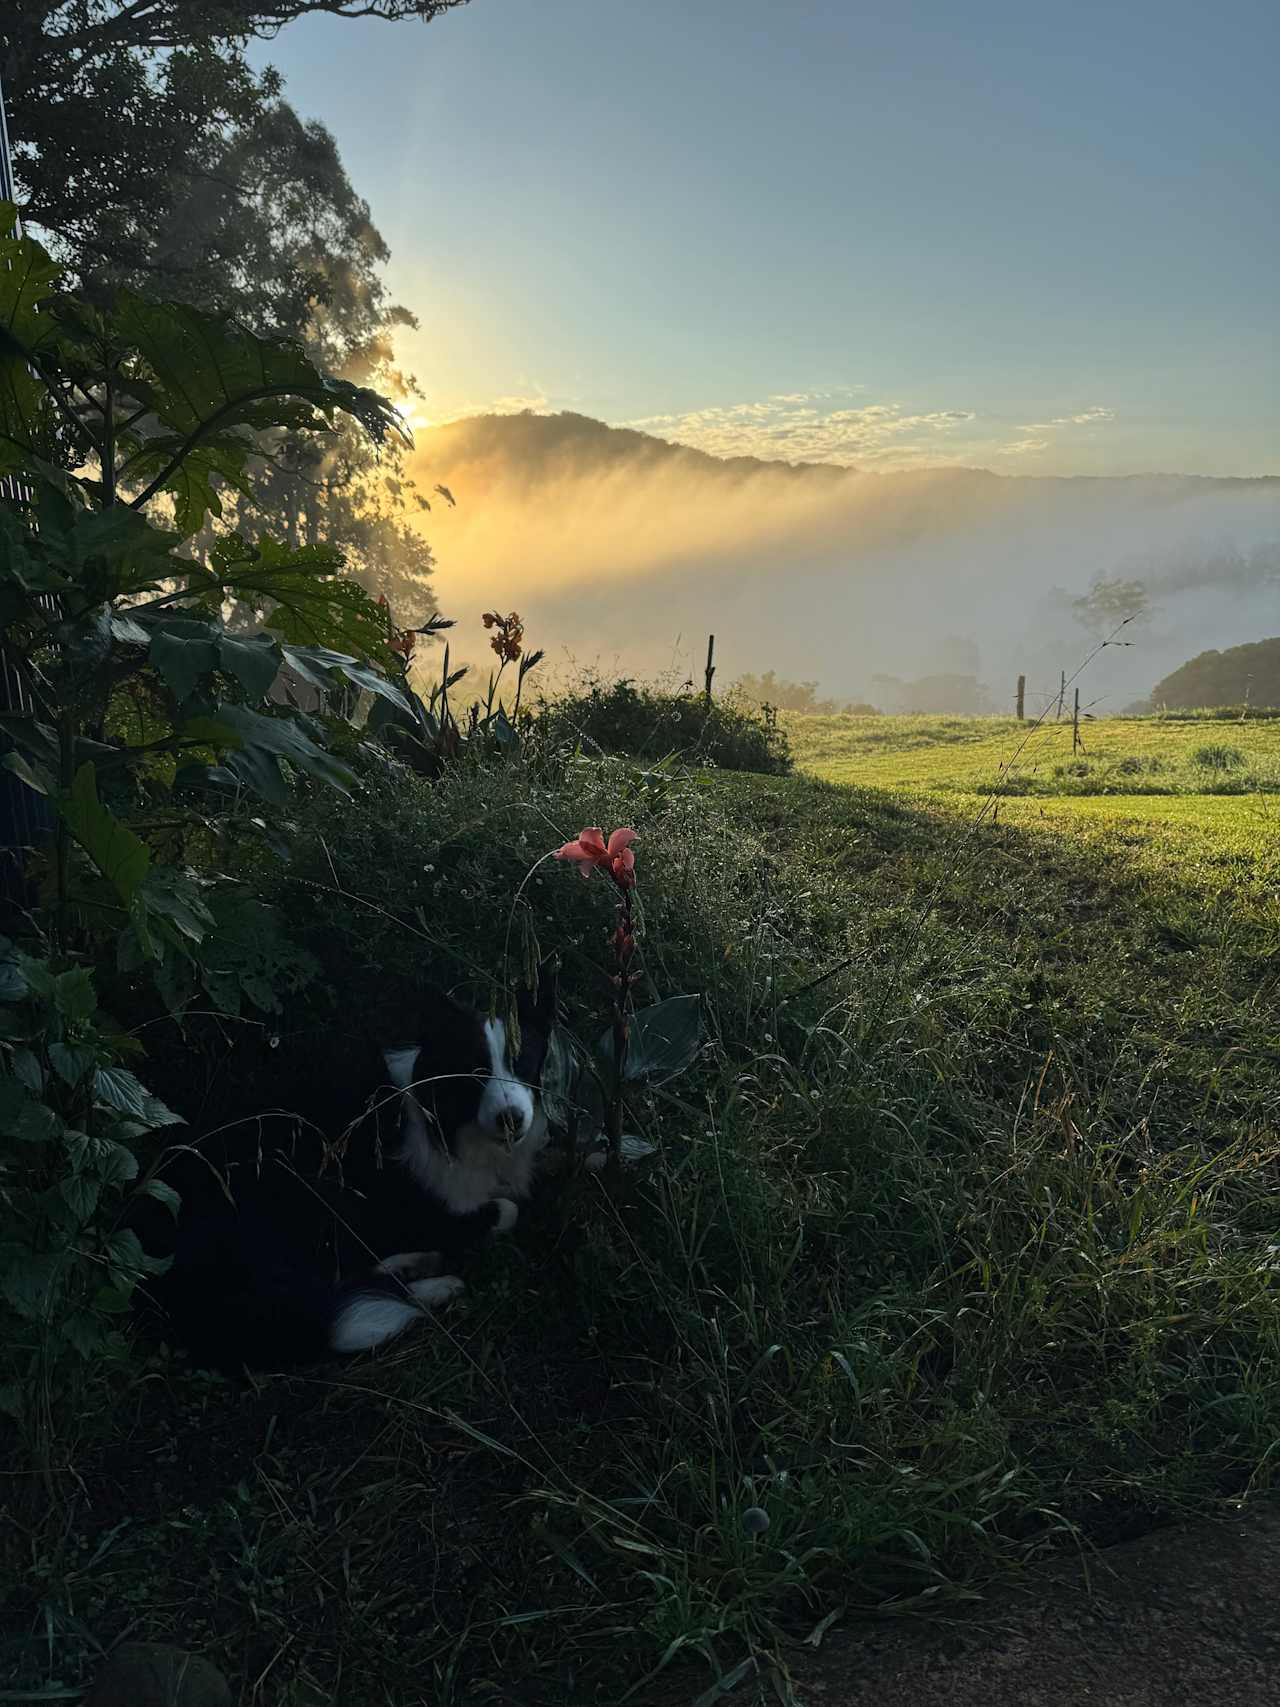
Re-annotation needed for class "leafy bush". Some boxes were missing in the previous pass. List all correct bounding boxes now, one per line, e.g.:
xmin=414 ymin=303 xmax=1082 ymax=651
xmin=533 ymin=675 xmax=791 ymax=774
xmin=0 ymin=204 xmax=420 ymax=1441
xmin=0 ymin=940 xmax=183 ymax=1439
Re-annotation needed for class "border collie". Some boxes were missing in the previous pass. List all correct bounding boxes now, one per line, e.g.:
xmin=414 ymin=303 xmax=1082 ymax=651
xmin=139 ymin=977 xmax=556 ymax=1372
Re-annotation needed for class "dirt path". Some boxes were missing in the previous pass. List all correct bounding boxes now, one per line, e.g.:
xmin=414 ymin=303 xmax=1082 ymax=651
xmin=780 ymin=1503 xmax=1280 ymax=1707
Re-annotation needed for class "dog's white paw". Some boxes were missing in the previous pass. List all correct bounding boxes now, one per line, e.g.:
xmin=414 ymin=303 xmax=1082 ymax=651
xmin=378 ymin=1250 xmax=444 ymax=1281
xmin=492 ymin=1198 xmax=519 ymax=1234
xmin=410 ymin=1275 xmax=464 ymax=1307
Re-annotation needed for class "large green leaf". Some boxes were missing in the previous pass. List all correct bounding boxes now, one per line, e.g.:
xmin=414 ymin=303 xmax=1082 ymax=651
xmin=114 ymin=294 xmax=374 ymax=437
xmin=123 ymin=434 xmax=255 ymax=535
xmin=184 ymin=705 xmax=354 ymax=795
xmin=129 ymin=866 xmax=216 ymax=963
xmin=57 ymin=763 xmax=150 ymax=905
xmin=597 ymin=995 xmax=702 ymax=1084
xmin=281 ymin=644 xmax=410 ymax=711
xmin=223 ymin=743 xmax=287 ymax=805
xmin=0 ymin=210 xmax=63 ymax=478
xmin=217 ymin=630 xmax=281 ymax=700
xmin=0 ymin=205 xmax=62 ymax=351
xmin=0 ymin=749 xmax=55 ymax=798
xmin=149 ymin=616 xmax=279 ymax=711
xmin=72 ymin=506 xmax=179 ymax=597
xmin=31 ymin=488 xmax=176 ymax=585
xmin=107 ymin=294 xmax=406 ymax=533
xmin=148 ymin=618 xmax=219 ymax=703
xmin=201 ymin=536 xmax=391 ymax=661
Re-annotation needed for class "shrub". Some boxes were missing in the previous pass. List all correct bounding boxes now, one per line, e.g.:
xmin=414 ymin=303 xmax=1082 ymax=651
xmin=0 ymin=204 xmax=415 ymax=1447
xmin=533 ymin=675 xmax=791 ymax=774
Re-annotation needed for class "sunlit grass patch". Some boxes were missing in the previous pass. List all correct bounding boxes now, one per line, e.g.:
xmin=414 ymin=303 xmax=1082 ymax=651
xmin=786 ymin=711 xmax=1280 ymax=803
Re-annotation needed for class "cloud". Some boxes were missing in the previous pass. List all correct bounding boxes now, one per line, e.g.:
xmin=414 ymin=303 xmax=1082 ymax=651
xmin=432 ymin=383 xmax=1115 ymax=471
xmin=621 ymin=395 xmax=978 ymax=466
xmin=995 ymin=404 xmax=1116 ymax=459
xmin=616 ymin=389 xmax=1112 ymax=468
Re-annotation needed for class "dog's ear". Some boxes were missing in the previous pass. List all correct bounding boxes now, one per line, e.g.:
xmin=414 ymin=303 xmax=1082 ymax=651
xmin=381 ymin=1045 xmax=421 ymax=1090
xmin=528 ymin=959 xmax=558 ymax=1028
xmin=513 ymin=963 xmax=557 ymax=1081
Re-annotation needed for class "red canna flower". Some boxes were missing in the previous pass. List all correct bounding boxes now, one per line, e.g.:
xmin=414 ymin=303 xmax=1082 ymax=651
xmin=554 ymin=827 xmax=638 ymax=889
xmin=482 ymin=610 xmax=524 ymax=662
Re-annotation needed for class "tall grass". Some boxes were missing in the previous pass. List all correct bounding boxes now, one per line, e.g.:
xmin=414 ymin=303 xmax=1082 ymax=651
xmin=9 ymin=749 xmax=1280 ymax=1704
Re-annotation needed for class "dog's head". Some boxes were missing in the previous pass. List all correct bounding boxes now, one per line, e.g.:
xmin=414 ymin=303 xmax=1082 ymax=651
xmin=382 ymin=970 xmax=557 ymax=1153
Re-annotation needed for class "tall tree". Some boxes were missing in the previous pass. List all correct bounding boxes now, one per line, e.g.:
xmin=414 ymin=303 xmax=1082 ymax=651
xmin=3 ymin=3 xmax=467 ymax=259
xmin=2 ymin=2 xmax=458 ymax=620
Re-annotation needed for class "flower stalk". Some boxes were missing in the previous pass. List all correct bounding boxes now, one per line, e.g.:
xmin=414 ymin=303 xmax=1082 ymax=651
xmin=553 ymin=827 xmax=639 ymax=1174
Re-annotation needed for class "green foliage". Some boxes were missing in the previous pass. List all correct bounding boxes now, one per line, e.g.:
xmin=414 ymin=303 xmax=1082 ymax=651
xmin=8 ymin=6 xmax=450 ymax=621
xmin=0 ymin=937 xmax=182 ymax=1431
xmin=1151 ymin=637 xmax=1280 ymax=711
xmin=0 ymin=215 xmax=415 ymax=1443
xmin=539 ymin=992 xmax=702 ymax=1164
xmin=0 ymin=209 xmax=407 ymax=526
xmin=535 ymin=674 xmax=792 ymax=775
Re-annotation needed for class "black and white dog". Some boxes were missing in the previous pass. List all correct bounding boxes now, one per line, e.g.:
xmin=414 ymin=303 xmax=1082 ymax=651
xmin=139 ymin=977 xmax=557 ymax=1372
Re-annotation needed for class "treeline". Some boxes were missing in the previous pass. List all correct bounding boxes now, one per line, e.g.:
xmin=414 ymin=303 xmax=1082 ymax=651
xmin=1147 ymin=637 xmax=1280 ymax=710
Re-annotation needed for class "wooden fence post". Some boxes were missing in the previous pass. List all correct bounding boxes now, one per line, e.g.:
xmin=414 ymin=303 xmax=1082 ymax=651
xmin=1057 ymin=670 xmax=1066 ymax=719
xmin=704 ymin=634 xmax=716 ymax=708
xmin=1072 ymin=688 xmax=1082 ymax=754
xmin=1016 ymin=674 xmax=1026 ymax=720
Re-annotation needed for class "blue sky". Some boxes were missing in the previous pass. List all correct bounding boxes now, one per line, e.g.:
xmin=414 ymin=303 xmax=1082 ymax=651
xmin=253 ymin=0 xmax=1278 ymax=475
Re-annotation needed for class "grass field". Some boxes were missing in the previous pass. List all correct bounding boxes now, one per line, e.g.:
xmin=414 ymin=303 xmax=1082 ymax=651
xmin=7 ymin=715 xmax=1280 ymax=1706
xmin=785 ymin=710 xmax=1280 ymax=802
xmin=786 ymin=707 xmax=1280 ymax=943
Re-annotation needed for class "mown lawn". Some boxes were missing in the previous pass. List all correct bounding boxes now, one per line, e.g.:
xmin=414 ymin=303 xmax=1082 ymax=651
xmin=785 ymin=710 xmax=1280 ymax=802
xmin=6 ymin=739 xmax=1280 ymax=1706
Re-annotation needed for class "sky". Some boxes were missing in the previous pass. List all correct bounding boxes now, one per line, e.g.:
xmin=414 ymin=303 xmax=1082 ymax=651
xmin=251 ymin=0 xmax=1280 ymax=476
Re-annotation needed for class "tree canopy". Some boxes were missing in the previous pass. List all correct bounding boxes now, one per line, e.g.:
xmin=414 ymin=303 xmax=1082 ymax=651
xmin=2 ymin=1 xmax=454 ymax=622
xmin=1149 ymin=638 xmax=1280 ymax=710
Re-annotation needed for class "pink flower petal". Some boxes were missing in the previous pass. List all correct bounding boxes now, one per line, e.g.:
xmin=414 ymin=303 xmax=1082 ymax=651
xmin=606 ymin=828 xmax=638 ymax=856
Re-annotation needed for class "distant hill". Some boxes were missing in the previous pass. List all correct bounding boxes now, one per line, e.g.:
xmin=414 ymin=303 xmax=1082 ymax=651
xmin=1150 ymin=638 xmax=1280 ymax=710
xmin=409 ymin=411 xmax=1280 ymax=709
xmin=420 ymin=409 xmax=1278 ymax=508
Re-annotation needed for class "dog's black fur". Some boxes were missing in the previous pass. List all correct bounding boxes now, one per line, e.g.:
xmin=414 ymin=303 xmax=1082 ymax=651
xmin=136 ymin=978 xmax=556 ymax=1372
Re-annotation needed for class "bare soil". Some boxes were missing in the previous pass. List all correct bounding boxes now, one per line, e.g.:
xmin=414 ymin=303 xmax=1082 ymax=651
xmin=776 ymin=1502 xmax=1280 ymax=1707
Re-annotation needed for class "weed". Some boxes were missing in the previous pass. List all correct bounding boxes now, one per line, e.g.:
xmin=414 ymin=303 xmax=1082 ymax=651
xmin=1192 ymin=743 xmax=1247 ymax=771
